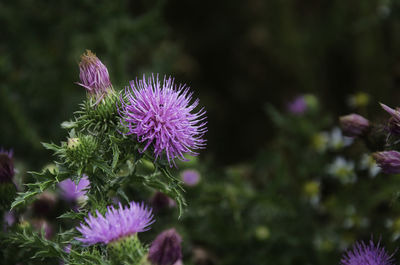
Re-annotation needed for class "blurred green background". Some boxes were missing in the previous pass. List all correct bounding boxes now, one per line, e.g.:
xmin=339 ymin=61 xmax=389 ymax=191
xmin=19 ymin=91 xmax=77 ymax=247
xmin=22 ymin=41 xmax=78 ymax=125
xmin=3 ymin=0 xmax=400 ymax=168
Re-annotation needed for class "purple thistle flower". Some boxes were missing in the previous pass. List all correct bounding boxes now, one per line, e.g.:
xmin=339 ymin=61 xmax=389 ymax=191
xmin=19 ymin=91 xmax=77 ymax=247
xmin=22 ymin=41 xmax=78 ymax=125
xmin=77 ymin=50 xmax=112 ymax=96
xmin=148 ymin=228 xmax=182 ymax=265
xmin=373 ymin=151 xmax=400 ymax=174
xmin=380 ymin=103 xmax=400 ymax=135
xmin=339 ymin=114 xmax=370 ymax=137
xmin=287 ymin=96 xmax=307 ymax=115
xmin=181 ymin=169 xmax=200 ymax=186
xmin=340 ymin=239 xmax=394 ymax=265
xmin=119 ymin=74 xmax=207 ymax=167
xmin=76 ymin=201 xmax=154 ymax=245
xmin=58 ymin=175 xmax=90 ymax=202
xmin=0 ymin=149 xmax=14 ymax=183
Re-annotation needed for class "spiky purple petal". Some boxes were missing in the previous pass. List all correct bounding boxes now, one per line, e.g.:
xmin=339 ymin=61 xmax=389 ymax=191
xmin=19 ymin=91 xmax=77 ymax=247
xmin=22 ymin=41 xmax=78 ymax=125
xmin=341 ymin=239 xmax=394 ymax=265
xmin=380 ymin=103 xmax=400 ymax=135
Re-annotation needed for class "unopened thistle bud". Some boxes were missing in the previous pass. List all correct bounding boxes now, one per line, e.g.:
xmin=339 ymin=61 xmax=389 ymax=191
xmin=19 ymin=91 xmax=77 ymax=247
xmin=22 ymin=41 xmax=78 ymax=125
xmin=77 ymin=50 xmax=112 ymax=99
xmin=148 ymin=228 xmax=182 ymax=265
xmin=150 ymin=192 xmax=176 ymax=212
xmin=373 ymin=151 xmax=400 ymax=174
xmin=65 ymin=135 xmax=98 ymax=170
xmin=380 ymin=103 xmax=400 ymax=135
xmin=339 ymin=114 xmax=370 ymax=137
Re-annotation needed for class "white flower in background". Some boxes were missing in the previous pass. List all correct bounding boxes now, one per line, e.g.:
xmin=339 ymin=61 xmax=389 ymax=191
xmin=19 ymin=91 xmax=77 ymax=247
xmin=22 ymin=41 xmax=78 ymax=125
xmin=327 ymin=157 xmax=356 ymax=184
xmin=329 ymin=127 xmax=353 ymax=150
xmin=359 ymin=154 xmax=381 ymax=178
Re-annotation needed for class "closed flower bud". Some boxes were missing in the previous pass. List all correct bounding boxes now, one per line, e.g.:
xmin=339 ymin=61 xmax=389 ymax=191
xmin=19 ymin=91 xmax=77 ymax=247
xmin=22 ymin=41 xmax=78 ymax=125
xmin=339 ymin=114 xmax=369 ymax=137
xmin=150 ymin=192 xmax=176 ymax=212
xmin=77 ymin=50 xmax=112 ymax=98
xmin=32 ymin=192 xmax=57 ymax=218
xmin=373 ymin=151 xmax=400 ymax=174
xmin=148 ymin=228 xmax=182 ymax=265
xmin=65 ymin=135 xmax=98 ymax=169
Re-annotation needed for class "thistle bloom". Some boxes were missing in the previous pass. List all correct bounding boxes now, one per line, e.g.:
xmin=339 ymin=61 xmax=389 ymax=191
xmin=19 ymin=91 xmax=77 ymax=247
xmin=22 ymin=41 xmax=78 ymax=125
xmin=76 ymin=201 xmax=154 ymax=245
xmin=287 ymin=96 xmax=307 ymax=115
xmin=58 ymin=175 xmax=90 ymax=202
xmin=0 ymin=149 xmax=14 ymax=183
xmin=373 ymin=151 xmax=400 ymax=174
xmin=340 ymin=239 xmax=394 ymax=265
xmin=119 ymin=75 xmax=207 ymax=166
xmin=148 ymin=228 xmax=182 ymax=265
xmin=380 ymin=103 xmax=400 ymax=134
xmin=181 ymin=169 xmax=200 ymax=186
xmin=339 ymin=114 xmax=370 ymax=137
xmin=77 ymin=50 xmax=111 ymax=97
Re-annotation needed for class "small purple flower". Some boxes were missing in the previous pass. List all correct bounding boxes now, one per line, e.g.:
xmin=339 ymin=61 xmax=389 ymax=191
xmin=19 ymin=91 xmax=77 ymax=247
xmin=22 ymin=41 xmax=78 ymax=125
xmin=119 ymin=74 xmax=207 ymax=166
xmin=339 ymin=114 xmax=370 ymax=137
xmin=58 ymin=175 xmax=90 ymax=202
xmin=340 ymin=239 xmax=394 ymax=265
xmin=148 ymin=228 xmax=182 ymax=265
xmin=77 ymin=50 xmax=112 ymax=96
xmin=373 ymin=151 xmax=400 ymax=174
xmin=76 ymin=201 xmax=154 ymax=245
xmin=181 ymin=169 xmax=200 ymax=186
xmin=0 ymin=149 xmax=14 ymax=183
xmin=287 ymin=96 xmax=307 ymax=115
xmin=380 ymin=103 xmax=400 ymax=134
xmin=151 ymin=192 xmax=176 ymax=212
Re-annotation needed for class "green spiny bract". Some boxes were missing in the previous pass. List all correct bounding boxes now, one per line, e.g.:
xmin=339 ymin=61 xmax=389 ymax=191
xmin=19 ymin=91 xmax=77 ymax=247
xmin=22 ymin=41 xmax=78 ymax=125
xmin=67 ymin=91 xmax=121 ymax=135
xmin=107 ymin=235 xmax=149 ymax=265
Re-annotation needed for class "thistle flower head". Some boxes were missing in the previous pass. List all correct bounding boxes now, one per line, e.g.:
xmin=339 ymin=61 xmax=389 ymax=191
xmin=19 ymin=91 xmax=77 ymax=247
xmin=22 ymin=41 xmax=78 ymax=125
xmin=340 ymin=239 xmax=394 ymax=265
xmin=148 ymin=228 xmax=182 ymax=265
xmin=77 ymin=50 xmax=112 ymax=97
xmin=58 ymin=175 xmax=90 ymax=202
xmin=119 ymin=74 xmax=207 ymax=166
xmin=339 ymin=114 xmax=370 ymax=137
xmin=373 ymin=151 xmax=400 ymax=174
xmin=380 ymin=103 xmax=400 ymax=135
xmin=0 ymin=149 xmax=14 ymax=183
xmin=76 ymin=201 xmax=154 ymax=245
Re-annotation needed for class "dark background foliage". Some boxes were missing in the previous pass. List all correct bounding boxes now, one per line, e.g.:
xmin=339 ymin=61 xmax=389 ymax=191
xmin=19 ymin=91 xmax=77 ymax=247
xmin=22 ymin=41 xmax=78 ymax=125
xmin=3 ymin=0 xmax=400 ymax=167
